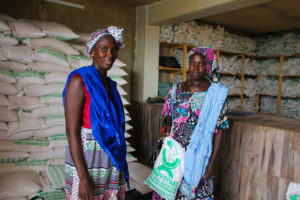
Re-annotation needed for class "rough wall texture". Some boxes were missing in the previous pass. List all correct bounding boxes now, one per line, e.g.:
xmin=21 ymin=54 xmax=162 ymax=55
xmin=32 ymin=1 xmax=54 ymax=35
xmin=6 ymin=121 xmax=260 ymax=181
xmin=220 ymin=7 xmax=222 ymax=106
xmin=0 ymin=0 xmax=136 ymax=101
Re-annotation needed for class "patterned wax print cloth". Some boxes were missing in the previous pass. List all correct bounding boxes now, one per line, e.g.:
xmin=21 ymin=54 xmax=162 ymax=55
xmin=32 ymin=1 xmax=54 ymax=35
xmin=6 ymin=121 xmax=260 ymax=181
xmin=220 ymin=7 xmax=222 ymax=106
xmin=65 ymin=127 xmax=126 ymax=200
xmin=154 ymin=82 xmax=229 ymax=200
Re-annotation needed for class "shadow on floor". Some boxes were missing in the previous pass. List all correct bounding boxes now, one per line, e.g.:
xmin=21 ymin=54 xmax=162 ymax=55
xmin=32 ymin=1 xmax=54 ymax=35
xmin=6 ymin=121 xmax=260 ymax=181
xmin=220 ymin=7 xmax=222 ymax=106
xmin=126 ymin=189 xmax=153 ymax=200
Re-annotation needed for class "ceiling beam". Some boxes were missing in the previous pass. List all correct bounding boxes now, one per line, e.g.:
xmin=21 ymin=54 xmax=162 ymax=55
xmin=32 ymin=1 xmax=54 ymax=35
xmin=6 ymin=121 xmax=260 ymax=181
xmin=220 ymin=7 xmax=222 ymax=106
xmin=147 ymin=0 xmax=272 ymax=26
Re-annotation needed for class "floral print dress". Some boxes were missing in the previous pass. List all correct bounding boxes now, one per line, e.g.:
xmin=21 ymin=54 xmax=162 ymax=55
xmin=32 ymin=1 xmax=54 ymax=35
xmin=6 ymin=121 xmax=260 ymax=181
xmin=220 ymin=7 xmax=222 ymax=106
xmin=156 ymin=83 xmax=229 ymax=200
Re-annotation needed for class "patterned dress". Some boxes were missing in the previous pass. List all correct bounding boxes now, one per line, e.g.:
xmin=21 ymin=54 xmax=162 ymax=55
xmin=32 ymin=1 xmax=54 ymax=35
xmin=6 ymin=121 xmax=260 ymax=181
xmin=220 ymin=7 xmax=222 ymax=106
xmin=65 ymin=75 xmax=126 ymax=200
xmin=154 ymin=83 xmax=229 ymax=200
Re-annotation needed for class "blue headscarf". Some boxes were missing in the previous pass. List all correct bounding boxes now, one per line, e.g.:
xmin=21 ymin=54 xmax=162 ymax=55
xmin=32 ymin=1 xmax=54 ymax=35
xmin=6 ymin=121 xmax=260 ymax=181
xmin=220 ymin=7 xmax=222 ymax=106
xmin=62 ymin=65 xmax=129 ymax=184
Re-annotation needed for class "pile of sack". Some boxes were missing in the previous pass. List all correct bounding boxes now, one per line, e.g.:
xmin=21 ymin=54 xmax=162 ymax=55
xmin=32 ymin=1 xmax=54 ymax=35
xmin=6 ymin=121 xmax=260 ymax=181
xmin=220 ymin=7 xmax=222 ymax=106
xmin=0 ymin=13 xmax=139 ymax=199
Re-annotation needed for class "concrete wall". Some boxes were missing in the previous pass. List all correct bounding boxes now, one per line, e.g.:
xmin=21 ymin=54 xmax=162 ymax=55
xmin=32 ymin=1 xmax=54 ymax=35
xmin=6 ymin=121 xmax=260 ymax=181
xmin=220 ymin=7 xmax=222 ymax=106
xmin=0 ymin=0 xmax=136 ymax=101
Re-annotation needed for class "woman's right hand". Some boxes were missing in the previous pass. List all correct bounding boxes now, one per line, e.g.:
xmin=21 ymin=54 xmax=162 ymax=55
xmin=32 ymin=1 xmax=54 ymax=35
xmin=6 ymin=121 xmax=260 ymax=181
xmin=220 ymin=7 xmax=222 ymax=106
xmin=162 ymin=125 xmax=171 ymax=137
xmin=78 ymin=177 xmax=93 ymax=200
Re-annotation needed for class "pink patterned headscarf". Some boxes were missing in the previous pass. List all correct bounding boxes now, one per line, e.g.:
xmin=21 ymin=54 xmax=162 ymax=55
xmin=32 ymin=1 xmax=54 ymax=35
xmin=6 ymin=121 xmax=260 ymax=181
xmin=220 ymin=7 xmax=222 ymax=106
xmin=188 ymin=46 xmax=219 ymax=82
xmin=86 ymin=26 xmax=125 ymax=55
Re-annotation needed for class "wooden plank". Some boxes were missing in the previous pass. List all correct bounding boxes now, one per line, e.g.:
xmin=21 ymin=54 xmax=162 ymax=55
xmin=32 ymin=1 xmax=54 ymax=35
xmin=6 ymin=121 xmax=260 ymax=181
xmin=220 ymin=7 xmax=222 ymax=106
xmin=159 ymin=66 xmax=184 ymax=71
xmin=256 ymin=75 xmax=261 ymax=112
xmin=169 ymin=72 xmax=173 ymax=84
xmin=183 ymin=44 xmax=188 ymax=81
xmin=276 ymin=56 xmax=283 ymax=115
xmin=240 ymin=55 xmax=245 ymax=110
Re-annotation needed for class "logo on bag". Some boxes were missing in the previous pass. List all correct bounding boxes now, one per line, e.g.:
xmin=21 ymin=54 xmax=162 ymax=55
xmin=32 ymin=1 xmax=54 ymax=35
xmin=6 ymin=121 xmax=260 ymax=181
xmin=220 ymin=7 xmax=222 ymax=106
xmin=157 ymin=139 xmax=181 ymax=178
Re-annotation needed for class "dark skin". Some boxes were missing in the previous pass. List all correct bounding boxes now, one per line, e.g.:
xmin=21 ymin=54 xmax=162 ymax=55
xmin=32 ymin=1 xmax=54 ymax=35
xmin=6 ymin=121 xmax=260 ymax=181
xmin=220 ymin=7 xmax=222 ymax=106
xmin=162 ymin=53 xmax=223 ymax=180
xmin=64 ymin=35 xmax=118 ymax=200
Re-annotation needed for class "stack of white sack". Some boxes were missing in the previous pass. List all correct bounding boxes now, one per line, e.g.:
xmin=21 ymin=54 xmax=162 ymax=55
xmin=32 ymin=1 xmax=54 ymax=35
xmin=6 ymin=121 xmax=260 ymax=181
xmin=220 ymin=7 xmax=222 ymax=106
xmin=227 ymin=97 xmax=240 ymax=110
xmin=260 ymin=96 xmax=277 ymax=115
xmin=218 ymin=55 xmax=241 ymax=74
xmin=219 ymin=77 xmax=241 ymax=95
xmin=0 ymin=13 xmax=83 ymax=199
xmin=255 ymin=58 xmax=280 ymax=75
xmin=281 ymin=78 xmax=300 ymax=97
xmin=160 ymin=21 xmax=256 ymax=53
xmin=283 ymin=57 xmax=300 ymax=75
xmin=222 ymin=31 xmax=256 ymax=54
xmin=160 ymin=25 xmax=174 ymax=43
xmin=280 ymin=98 xmax=300 ymax=119
xmin=244 ymin=78 xmax=258 ymax=97
xmin=255 ymin=32 xmax=300 ymax=56
xmin=258 ymin=76 xmax=279 ymax=96
xmin=161 ymin=21 xmax=224 ymax=50
xmin=244 ymin=58 xmax=257 ymax=75
xmin=242 ymin=96 xmax=258 ymax=112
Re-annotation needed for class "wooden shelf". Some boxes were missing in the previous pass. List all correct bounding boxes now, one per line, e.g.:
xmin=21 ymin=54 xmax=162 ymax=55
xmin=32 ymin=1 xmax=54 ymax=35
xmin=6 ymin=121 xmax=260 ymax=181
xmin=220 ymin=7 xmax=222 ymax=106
xmin=159 ymin=66 xmax=184 ymax=71
xmin=282 ymin=74 xmax=300 ymax=78
xmin=257 ymin=53 xmax=300 ymax=59
xmin=159 ymin=41 xmax=300 ymax=118
xmin=160 ymin=41 xmax=194 ymax=49
xmin=281 ymin=96 xmax=300 ymax=99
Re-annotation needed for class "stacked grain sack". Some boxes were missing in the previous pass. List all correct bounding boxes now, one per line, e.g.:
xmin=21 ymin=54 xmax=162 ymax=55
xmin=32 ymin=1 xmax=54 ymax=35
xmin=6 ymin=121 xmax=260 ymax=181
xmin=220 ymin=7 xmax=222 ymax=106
xmin=256 ymin=32 xmax=300 ymax=119
xmin=0 ymin=14 xmax=78 ymax=199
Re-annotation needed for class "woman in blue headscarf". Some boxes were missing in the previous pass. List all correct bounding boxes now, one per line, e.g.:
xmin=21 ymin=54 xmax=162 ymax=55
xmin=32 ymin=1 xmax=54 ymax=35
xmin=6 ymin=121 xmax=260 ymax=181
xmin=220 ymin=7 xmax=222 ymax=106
xmin=63 ymin=26 xmax=128 ymax=200
xmin=153 ymin=47 xmax=229 ymax=200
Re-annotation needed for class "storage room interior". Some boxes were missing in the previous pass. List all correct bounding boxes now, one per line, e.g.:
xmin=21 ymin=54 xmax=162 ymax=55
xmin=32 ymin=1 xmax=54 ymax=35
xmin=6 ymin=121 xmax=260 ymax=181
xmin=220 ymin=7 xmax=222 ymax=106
xmin=0 ymin=0 xmax=299 ymax=199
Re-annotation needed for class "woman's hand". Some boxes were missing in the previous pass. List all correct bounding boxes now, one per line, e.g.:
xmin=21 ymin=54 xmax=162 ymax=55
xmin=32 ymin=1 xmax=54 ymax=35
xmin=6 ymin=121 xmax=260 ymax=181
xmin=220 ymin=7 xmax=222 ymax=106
xmin=78 ymin=177 xmax=93 ymax=200
xmin=162 ymin=125 xmax=171 ymax=137
xmin=203 ymin=162 xmax=214 ymax=179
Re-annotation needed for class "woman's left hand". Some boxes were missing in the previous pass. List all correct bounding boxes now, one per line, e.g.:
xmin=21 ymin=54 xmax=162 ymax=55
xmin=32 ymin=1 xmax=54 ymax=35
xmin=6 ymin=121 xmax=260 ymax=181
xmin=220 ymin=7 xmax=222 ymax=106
xmin=203 ymin=162 xmax=214 ymax=179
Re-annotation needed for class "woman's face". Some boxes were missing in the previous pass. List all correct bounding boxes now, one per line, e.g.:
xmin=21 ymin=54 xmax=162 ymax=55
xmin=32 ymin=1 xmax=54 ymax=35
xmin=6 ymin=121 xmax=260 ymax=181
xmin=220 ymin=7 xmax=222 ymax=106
xmin=91 ymin=35 xmax=118 ymax=71
xmin=189 ymin=53 xmax=206 ymax=80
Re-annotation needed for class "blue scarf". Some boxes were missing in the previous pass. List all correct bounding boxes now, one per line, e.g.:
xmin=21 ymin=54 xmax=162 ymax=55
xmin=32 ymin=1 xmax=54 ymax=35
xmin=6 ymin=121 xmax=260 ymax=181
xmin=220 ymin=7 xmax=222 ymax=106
xmin=184 ymin=83 xmax=228 ymax=187
xmin=62 ymin=65 xmax=129 ymax=183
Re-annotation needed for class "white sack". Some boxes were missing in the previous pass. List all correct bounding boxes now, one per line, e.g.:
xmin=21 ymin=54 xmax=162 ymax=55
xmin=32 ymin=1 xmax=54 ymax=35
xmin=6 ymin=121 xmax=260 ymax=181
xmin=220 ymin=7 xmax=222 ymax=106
xmin=0 ymin=107 xmax=18 ymax=122
xmin=0 ymin=82 xmax=18 ymax=95
xmin=24 ymin=84 xmax=65 ymax=97
xmin=33 ymin=21 xmax=79 ymax=41
xmin=24 ymin=38 xmax=79 ymax=55
xmin=30 ymin=105 xmax=64 ymax=118
xmin=0 ymin=61 xmax=27 ymax=72
xmin=8 ymin=117 xmax=46 ymax=133
xmin=9 ymin=19 xmax=45 ymax=39
xmin=67 ymin=55 xmax=92 ymax=69
xmin=113 ymin=58 xmax=126 ymax=68
xmin=48 ymin=133 xmax=67 ymax=148
xmin=40 ymin=94 xmax=63 ymax=105
xmin=34 ymin=125 xmax=65 ymax=138
xmin=33 ymin=46 xmax=69 ymax=67
xmin=8 ymin=95 xmax=46 ymax=111
xmin=108 ymin=67 xmax=127 ymax=76
xmin=0 ymin=130 xmax=34 ymax=140
xmin=0 ymin=171 xmax=46 ymax=199
xmin=44 ymin=115 xmax=65 ymax=128
xmin=29 ymin=147 xmax=65 ymax=161
xmin=0 ymin=68 xmax=16 ymax=83
xmin=0 ymin=45 xmax=33 ymax=63
xmin=117 ymin=85 xmax=127 ymax=96
xmin=0 ymin=18 xmax=10 ymax=32
xmin=0 ymin=33 xmax=18 ymax=46
xmin=0 ymin=94 xmax=9 ymax=106
xmin=0 ymin=152 xmax=29 ymax=163
xmin=0 ymin=138 xmax=49 ymax=152
xmin=44 ymin=72 xmax=68 ymax=84
xmin=14 ymin=71 xmax=45 ymax=87
xmin=27 ymin=62 xmax=71 ymax=74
